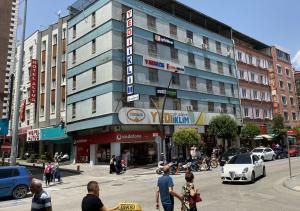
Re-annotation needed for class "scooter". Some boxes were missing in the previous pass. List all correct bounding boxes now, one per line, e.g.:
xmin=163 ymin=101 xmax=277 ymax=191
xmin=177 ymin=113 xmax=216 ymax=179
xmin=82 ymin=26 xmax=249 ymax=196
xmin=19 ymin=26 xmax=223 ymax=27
xmin=56 ymin=152 xmax=69 ymax=162
xmin=156 ymin=161 xmax=177 ymax=175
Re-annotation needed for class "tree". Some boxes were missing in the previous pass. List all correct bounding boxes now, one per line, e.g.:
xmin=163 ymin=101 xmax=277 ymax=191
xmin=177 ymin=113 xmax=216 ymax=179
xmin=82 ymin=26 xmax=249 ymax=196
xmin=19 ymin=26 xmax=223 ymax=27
xmin=172 ymin=128 xmax=200 ymax=146
xmin=208 ymin=114 xmax=238 ymax=147
xmin=272 ymin=114 xmax=286 ymax=140
xmin=241 ymin=123 xmax=260 ymax=140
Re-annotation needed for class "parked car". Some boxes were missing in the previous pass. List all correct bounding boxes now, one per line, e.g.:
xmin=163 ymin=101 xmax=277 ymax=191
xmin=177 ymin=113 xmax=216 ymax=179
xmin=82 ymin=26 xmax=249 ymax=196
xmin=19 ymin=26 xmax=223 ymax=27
xmin=0 ymin=166 xmax=32 ymax=199
xmin=221 ymin=153 xmax=265 ymax=183
xmin=274 ymin=148 xmax=288 ymax=159
xmin=220 ymin=147 xmax=249 ymax=163
xmin=288 ymin=145 xmax=300 ymax=157
xmin=251 ymin=147 xmax=276 ymax=161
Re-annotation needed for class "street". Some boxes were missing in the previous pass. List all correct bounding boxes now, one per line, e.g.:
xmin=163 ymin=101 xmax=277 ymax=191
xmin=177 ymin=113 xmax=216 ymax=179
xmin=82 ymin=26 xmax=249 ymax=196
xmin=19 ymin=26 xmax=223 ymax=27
xmin=0 ymin=157 xmax=299 ymax=211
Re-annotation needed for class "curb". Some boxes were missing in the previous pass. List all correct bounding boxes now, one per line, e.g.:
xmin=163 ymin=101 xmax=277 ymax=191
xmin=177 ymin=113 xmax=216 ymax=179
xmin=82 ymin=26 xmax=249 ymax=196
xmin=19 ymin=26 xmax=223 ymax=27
xmin=282 ymin=178 xmax=300 ymax=192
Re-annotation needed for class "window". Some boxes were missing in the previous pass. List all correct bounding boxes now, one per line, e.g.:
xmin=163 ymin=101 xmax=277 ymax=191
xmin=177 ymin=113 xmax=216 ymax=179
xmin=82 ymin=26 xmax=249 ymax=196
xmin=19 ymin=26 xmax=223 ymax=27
xmin=149 ymin=68 xmax=158 ymax=82
xmin=206 ymin=80 xmax=212 ymax=93
xmin=253 ymin=90 xmax=258 ymax=99
xmin=208 ymin=102 xmax=214 ymax=112
xmin=92 ymin=97 xmax=96 ymax=113
xmin=186 ymin=30 xmax=193 ymax=40
xmin=147 ymin=15 xmax=156 ymax=30
xmin=216 ymin=41 xmax=221 ymax=54
xmin=255 ymin=109 xmax=260 ymax=118
xmin=169 ymin=23 xmax=177 ymax=37
xmin=233 ymin=105 xmax=236 ymax=115
xmin=237 ymin=52 xmax=242 ymax=61
xmin=92 ymin=39 xmax=96 ymax=54
xmin=72 ymin=25 xmax=76 ymax=38
xmin=53 ymin=34 xmax=57 ymax=45
xmin=148 ymin=41 xmax=157 ymax=56
xmin=72 ymin=76 xmax=76 ymax=90
xmin=92 ymin=67 xmax=96 ymax=84
xmin=263 ymin=110 xmax=268 ymax=118
xmin=279 ymin=80 xmax=284 ymax=89
xmin=292 ymin=112 xmax=297 ymax=120
xmin=190 ymin=76 xmax=197 ymax=89
xmin=72 ymin=50 xmax=76 ymax=64
xmin=219 ymin=82 xmax=225 ymax=95
xmin=282 ymin=96 xmax=287 ymax=105
xmin=171 ymin=48 xmax=178 ymax=61
xmin=229 ymin=64 xmax=233 ymax=75
xmin=288 ymin=83 xmax=292 ymax=91
xmin=221 ymin=103 xmax=227 ymax=113
xmin=188 ymin=53 xmax=195 ymax=65
xmin=203 ymin=36 xmax=209 ymax=48
xmin=277 ymin=65 xmax=282 ymax=74
xmin=284 ymin=112 xmax=288 ymax=121
xmin=191 ymin=100 xmax=198 ymax=111
xmin=150 ymin=96 xmax=158 ymax=109
xmin=259 ymin=75 xmax=264 ymax=84
xmin=92 ymin=12 xmax=96 ymax=27
xmin=248 ymin=55 xmax=253 ymax=64
xmin=0 ymin=169 xmax=19 ymax=179
xmin=250 ymin=73 xmax=255 ymax=82
xmin=290 ymin=97 xmax=294 ymax=106
xmin=261 ymin=92 xmax=265 ymax=100
xmin=217 ymin=61 xmax=223 ymax=74
xmin=173 ymin=99 xmax=181 ymax=110
xmin=72 ymin=103 xmax=76 ymax=118
xmin=231 ymin=84 xmax=234 ymax=96
xmin=244 ymin=108 xmax=249 ymax=117
xmin=242 ymin=88 xmax=246 ymax=98
xmin=51 ymin=103 xmax=55 ymax=114
xmin=171 ymin=72 xmax=180 ymax=85
xmin=62 ymin=28 xmax=66 ymax=39
xmin=204 ymin=58 xmax=211 ymax=70
xmin=286 ymin=68 xmax=290 ymax=76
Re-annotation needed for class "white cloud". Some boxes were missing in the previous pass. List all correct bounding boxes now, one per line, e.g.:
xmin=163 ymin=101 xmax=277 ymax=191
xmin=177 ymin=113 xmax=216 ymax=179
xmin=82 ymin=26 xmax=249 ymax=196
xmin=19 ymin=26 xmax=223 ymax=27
xmin=292 ymin=50 xmax=300 ymax=69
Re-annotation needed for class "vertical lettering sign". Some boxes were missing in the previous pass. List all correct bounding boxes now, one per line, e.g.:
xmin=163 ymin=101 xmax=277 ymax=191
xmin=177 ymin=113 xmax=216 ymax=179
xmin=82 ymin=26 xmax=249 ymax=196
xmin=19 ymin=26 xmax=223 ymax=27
xmin=126 ymin=9 xmax=134 ymax=100
xmin=29 ymin=59 xmax=38 ymax=103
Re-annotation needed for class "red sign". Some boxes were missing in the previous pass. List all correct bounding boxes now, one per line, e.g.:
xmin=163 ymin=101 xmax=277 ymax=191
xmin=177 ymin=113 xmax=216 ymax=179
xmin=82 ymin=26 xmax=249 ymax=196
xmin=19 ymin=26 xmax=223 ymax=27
xmin=0 ymin=142 xmax=11 ymax=152
xmin=287 ymin=130 xmax=297 ymax=136
xmin=29 ymin=59 xmax=38 ymax=103
xmin=75 ymin=131 xmax=158 ymax=145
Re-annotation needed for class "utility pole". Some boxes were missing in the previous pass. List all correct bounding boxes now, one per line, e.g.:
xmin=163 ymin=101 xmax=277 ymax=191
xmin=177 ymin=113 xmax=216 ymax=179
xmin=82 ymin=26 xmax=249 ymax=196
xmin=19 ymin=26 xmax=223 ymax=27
xmin=10 ymin=0 xmax=28 ymax=166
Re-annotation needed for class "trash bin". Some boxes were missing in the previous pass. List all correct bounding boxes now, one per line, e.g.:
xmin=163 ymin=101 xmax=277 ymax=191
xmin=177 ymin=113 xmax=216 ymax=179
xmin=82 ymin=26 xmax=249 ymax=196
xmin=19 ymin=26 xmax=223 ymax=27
xmin=118 ymin=202 xmax=142 ymax=211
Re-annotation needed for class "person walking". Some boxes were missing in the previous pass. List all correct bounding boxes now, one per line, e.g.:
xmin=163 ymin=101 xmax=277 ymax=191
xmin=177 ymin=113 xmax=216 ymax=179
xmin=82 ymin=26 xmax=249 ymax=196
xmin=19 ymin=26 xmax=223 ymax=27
xmin=30 ymin=179 xmax=52 ymax=211
xmin=53 ymin=160 xmax=61 ymax=184
xmin=109 ymin=155 xmax=116 ymax=174
xmin=44 ymin=161 xmax=53 ymax=186
xmin=182 ymin=171 xmax=201 ymax=211
xmin=81 ymin=181 xmax=119 ymax=211
xmin=156 ymin=165 xmax=182 ymax=211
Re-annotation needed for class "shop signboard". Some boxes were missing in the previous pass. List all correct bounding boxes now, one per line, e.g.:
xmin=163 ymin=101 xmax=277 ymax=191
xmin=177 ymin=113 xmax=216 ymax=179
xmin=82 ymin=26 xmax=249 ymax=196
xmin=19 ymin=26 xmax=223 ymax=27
xmin=18 ymin=126 xmax=32 ymax=135
xmin=27 ymin=129 xmax=40 ymax=142
xmin=0 ymin=119 xmax=8 ymax=136
xmin=29 ymin=59 xmax=38 ymax=103
xmin=153 ymin=34 xmax=174 ymax=47
xmin=156 ymin=87 xmax=177 ymax=98
xmin=143 ymin=56 xmax=184 ymax=73
xmin=118 ymin=107 xmax=238 ymax=126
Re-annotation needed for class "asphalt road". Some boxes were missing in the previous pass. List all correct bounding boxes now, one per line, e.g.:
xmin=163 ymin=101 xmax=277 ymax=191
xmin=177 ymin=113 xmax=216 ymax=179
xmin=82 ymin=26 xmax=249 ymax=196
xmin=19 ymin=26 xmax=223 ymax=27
xmin=1 ymin=157 xmax=300 ymax=211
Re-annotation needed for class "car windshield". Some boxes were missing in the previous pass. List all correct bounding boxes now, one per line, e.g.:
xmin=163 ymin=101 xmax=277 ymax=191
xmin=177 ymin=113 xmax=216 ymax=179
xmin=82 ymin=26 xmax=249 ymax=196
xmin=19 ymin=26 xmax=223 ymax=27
xmin=252 ymin=149 xmax=264 ymax=153
xmin=228 ymin=155 xmax=252 ymax=164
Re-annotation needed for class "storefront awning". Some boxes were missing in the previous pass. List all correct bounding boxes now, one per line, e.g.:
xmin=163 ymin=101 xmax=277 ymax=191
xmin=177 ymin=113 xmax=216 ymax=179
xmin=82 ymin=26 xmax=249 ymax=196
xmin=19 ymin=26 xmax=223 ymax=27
xmin=40 ymin=127 xmax=72 ymax=144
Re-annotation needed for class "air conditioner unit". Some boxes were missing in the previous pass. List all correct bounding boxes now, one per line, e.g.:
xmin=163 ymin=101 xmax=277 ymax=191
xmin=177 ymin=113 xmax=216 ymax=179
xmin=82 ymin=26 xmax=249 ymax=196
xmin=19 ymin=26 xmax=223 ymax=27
xmin=202 ymin=43 xmax=208 ymax=49
xmin=186 ymin=38 xmax=193 ymax=45
xmin=186 ymin=105 xmax=193 ymax=111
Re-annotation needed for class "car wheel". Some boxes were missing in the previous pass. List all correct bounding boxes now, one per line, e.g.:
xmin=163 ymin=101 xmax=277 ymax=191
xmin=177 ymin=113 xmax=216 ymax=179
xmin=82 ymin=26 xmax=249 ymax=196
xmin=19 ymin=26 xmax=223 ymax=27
xmin=251 ymin=171 xmax=256 ymax=183
xmin=12 ymin=185 xmax=28 ymax=199
xmin=262 ymin=167 xmax=266 ymax=177
xmin=272 ymin=155 xmax=275 ymax=161
xmin=156 ymin=169 xmax=162 ymax=174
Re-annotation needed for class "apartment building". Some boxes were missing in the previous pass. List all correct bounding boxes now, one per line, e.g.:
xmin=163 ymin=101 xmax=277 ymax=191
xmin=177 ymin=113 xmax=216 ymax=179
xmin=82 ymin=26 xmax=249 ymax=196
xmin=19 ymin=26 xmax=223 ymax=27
xmin=0 ymin=0 xmax=19 ymax=137
xmin=293 ymin=70 xmax=300 ymax=114
xmin=11 ymin=17 xmax=70 ymax=159
xmin=270 ymin=46 xmax=299 ymax=127
xmin=67 ymin=0 xmax=241 ymax=165
xmin=233 ymin=31 xmax=273 ymax=130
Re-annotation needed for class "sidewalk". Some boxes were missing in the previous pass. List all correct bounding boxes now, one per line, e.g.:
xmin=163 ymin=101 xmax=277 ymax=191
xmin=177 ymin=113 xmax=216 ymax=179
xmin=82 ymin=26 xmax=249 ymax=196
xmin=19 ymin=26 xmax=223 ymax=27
xmin=283 ymin=175 xmax=300 ymax=192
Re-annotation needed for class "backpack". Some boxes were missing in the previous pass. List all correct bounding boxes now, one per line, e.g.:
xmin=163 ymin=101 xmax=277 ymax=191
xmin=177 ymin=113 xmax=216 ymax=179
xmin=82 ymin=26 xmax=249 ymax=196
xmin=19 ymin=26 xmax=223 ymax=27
xmin=44 ymin=165 xmax=52 ymax=174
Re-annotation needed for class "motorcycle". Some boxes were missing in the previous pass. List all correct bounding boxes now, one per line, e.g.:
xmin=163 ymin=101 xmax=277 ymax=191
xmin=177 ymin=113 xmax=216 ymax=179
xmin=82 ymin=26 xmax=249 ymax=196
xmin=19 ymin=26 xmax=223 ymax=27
xmin=198 ymin=157 xmax=211 ymax=171
xmin=156 ymin=161 xmax=177 ymax=175
xmin=55 ymin=152 xmax=69 ymax=162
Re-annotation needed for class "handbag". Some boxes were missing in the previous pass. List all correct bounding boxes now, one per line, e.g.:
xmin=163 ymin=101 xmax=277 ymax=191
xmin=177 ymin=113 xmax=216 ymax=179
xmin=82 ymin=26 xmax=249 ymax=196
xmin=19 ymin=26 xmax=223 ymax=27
xmin=188 ymin=193 xmax=202 ymax=205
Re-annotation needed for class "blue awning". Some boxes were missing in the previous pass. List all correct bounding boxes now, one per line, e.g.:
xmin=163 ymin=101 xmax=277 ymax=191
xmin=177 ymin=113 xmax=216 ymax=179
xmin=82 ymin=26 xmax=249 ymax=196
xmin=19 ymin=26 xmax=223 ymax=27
xmin=40 ymin=127 xmax=72 ymax=144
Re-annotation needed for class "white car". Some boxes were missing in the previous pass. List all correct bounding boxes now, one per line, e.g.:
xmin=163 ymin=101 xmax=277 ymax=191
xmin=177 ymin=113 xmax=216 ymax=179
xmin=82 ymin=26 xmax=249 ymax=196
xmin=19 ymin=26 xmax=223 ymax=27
xmin=251 ymin=147 xmax=276 ymax=161
xmin=221 ymin=154 xmax=265 ymax=183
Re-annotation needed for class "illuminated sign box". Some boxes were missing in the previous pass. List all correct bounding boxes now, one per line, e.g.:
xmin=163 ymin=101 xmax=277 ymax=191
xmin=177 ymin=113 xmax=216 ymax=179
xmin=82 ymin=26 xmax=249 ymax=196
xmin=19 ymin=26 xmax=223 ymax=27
xmin=154 ymin=34 xmax=174 ymax=47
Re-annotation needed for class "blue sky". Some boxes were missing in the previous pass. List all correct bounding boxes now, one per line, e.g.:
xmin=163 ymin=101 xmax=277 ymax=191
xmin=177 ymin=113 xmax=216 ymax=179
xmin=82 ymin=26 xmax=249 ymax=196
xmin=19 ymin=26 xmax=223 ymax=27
xmin=18 ymin=0 xmax=300 ymax=68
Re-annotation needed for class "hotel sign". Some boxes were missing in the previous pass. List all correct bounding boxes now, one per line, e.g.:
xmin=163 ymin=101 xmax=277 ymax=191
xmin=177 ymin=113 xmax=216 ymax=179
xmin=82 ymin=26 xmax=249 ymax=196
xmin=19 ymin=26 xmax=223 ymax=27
xmin=27 ymin=129 xmax=40 ymax=142
xmin=143 ymin=56 xmax=184 ymax=73
xmin=154 ymin=34 xmax=174 ymax=47
xmin=29 ymin=59 xmax=38 ymax=103
xmin=125 ymin=9 xmax=139 ymax=102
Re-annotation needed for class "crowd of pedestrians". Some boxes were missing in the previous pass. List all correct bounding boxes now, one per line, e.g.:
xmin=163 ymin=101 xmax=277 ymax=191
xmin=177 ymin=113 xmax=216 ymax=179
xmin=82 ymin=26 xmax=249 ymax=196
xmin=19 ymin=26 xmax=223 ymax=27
xmin=43 ymin=160 xmax=61 ymax=186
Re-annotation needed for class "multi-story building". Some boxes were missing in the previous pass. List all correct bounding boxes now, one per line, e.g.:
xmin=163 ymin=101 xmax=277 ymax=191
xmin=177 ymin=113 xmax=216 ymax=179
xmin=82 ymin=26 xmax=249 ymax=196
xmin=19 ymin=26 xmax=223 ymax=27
xmin=293 ymin=70 xmax=300 ymax=112
xmin=270 ymin=46 xmax=299 ymax=127
xmin=0 ymin=0 xmax=19 ymax=134
xmin=11 ymin=17 xmax=70 ymax=159
xmin=67 ymin=0 xmax=242 ymax=165
xmin=233 ymin=31 xmax=273 ymax=130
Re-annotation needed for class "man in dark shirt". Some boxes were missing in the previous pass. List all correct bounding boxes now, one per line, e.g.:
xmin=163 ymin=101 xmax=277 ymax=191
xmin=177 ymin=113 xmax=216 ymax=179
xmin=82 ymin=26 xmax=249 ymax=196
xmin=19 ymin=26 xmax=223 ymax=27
xmin=156 ymin=165 xmax=182 ymax=211
xmin=82 ymin=181 xmax=118 ymax=211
